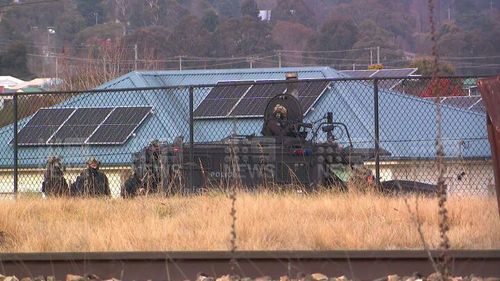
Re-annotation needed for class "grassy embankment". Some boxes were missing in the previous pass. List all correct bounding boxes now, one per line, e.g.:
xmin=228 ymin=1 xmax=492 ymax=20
xmin=0 ymin=190 xmax=498 ymax=252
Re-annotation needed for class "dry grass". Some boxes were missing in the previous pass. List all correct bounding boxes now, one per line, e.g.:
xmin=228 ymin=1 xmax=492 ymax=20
xmin=0 ymin=190 xmax=498 ymax=252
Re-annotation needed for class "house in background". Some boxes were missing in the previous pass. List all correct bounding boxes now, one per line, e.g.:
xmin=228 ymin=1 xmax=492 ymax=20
xmin=0 ymin=67 xmax=492 ymax=196
xmin=0 ymin=76 xmax=24 ymax=109
xmin=0 ymin=76 xmax=25 ymax=88
xmin=0 ymin=76 xmax=63 ymax=110
xmin=10 ymin=78 xmax=62 ymax=92
xmin=0 ymin=76 xmax=62 ymax=92
xmin=258 ymin=10 xmax=272 ymax=21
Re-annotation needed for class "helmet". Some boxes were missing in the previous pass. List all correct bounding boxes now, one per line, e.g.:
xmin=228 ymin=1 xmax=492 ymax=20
xmin=47 ymin=155 xmax=61 ymax=164
xmin=86 ymin=157 xmax=100 ymax=167
xmin=273 ymin=104 xmax=287 ymax=118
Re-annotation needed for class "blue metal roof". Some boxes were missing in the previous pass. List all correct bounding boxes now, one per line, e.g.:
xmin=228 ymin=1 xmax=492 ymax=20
xmin=98 ymin=67 xmax=341 ymax=88
xmin=0 ymin=67 xmax=490 ymax=168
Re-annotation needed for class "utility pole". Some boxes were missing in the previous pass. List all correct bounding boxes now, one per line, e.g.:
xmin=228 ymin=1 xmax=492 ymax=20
xmin=278 ymin=51 xmax=282 ymax=68
xmin=370 ymin=48 xmax=373 ymax=65
xmin=247 ymin=56 xmax=256 ymax=68
xmin=55 ymin=55 xmax=58 ymax=81
xmin=176 ymin=56 xmax=186 ymax=70
xmin=377 ymin=46 xmax=380 ymax=65
xmin=93 ymin=12 xmax=98 ymax=25
xmin=448 ymin=7 xmax=451 ymax=21
xmin=134 ymin=44 xmax=138 ymax=70
xmin=46 ymin=27 xmax=56 ymax=56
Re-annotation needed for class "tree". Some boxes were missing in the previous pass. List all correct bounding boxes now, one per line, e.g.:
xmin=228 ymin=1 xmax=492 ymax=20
xmin=209 ymin=0 xmax=240 ymax=19
xmin=332 ymin=0 xmax=415 ymax=44
xmin=350 ymin=20 xmax=406 ymax=67
xmin=210 ymin=18 xmax=241 ymax=57
xmin=144 ymin=0 xmax=161 ymax=25
xmin=55 ymin=8 xmax=86 ymax=43
xmin=212 ymin=16 xmax=280 ymax=58
xmin=125 ymin=26 xmax=171 ymax=60
xmin=420 ymin=78 xmax=464 ymax=97
xmin=0 ymin=42 xmax=32 ymax=79
xmin=306 ymin=16 xmax=358 ymax=66
xmin=202 ymin=9 xmax=220 ymax=32
xmin=167 ymin=16 xmax=212 ymax=57
xmin=272 ymin=20 xmax=315 ymax=51
xmin=58 ymin=39 xmax=130 ymax=91
xmin=75 ymin=22 xmax=125 ymax=47
xmin=410 ymin=57 xmax=455 ymax=76
xmin=436 ymin=22 xmax=466 ymax=57
xmin=272 ymin=20 xmax=315 ymax=65
xmin=0 ymin=0 xmax=63 ymax=35
xmin=455 ymin=0 xmax=481 ymax=29
xmin=238 ymin=16 xmax=279 ymax=55
xmin=272 ymin=0 xmax=317 ymax=27
xmin=241 ymin=0 xmax=259 ymax=19
xmin=75 ymin=0 xmax=105 ymax=26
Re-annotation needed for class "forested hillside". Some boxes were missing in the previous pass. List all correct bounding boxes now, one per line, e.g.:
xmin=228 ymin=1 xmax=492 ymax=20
xmin=0 ymin=0 xmax=498 ymax=84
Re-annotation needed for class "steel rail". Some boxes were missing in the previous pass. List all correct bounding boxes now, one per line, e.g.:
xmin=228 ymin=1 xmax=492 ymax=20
xmin=0 ymin=250 xmax=499 ymax=280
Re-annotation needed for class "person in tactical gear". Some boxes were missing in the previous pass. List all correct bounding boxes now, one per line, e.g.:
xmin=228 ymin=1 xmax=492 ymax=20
xmin=264 ymin=103 xmax=301 ymax=138
xmin=42 ymin=156 xmax=69 ymax=196
xmin=70 ymin=157 xmax=110 ymax=197
xmin=122 ymin=141 xmax=162 ymax=198
xmin=122 ymin=172 xmax=141 ymax=198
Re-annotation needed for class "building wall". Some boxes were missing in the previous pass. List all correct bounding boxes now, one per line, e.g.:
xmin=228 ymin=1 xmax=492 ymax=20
xmin=0 ymin=160 xmax=494 ymax=197
xmin=0 ymin=166 xmax=131 ymax=198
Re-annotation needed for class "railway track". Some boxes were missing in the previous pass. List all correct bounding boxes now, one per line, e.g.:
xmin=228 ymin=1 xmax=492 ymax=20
xmin=1 ymin=250 xmax=499 ymax=280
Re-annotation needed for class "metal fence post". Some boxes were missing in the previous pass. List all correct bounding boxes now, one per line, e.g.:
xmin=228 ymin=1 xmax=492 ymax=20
xmin=189 ymin=86 xmax=194 ymax=192
xmin=13 ymin=93 xmax=18 ymax=195
xmin=373 ymin=79 xmax=381 ymax=185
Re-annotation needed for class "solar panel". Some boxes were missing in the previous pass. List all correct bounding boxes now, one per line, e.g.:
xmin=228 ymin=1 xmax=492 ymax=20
xmin=230 ymin=83 xmax=287 ymax=116
xmin=16 ymin=106 xmax=152 ymax=146
xmin=48 ymin=108 xmax=113 ymax=145
xmin=25 ymin=108 xmax=75 ymax=126
xmin=297 ymin=80 xmax=331 ymax=114
xmin=371 ymin=68 xmax=417 ymax=78
xmin=17 ymin=126 xmax=60 ymax=145
xmin=193 ymin=80 xmax=330 ymax=119
xmin=87 ymin=124 xmax=138 ymax=144
xmin=194 ymin=83 xmax=251 ymax=118
xmin=340 ymin=69 xmax=418 ymax=90
xmin=441 ymin=97 xmax=481 ymax=109
xmin=229 ymin=80 xmax=329 ymax=117
xmin=49 ymin=124 xmax=101 ymax=144
xmin=341 ymin=70 xmax=376 ymax=78
xmin=101 ymin=106 xmax=152 ymax=125
xmin=469 ymin=102 xmax=486 ymax=113
xmin=371 ymin=68 xmax=418 ymax=90
xmin=16 ymin=108 xmax=75 ymax=145
xmin=87 ymin=106 xmax=152 ymax=144
xmin=423 ymin=97 xmax=486 ymax=114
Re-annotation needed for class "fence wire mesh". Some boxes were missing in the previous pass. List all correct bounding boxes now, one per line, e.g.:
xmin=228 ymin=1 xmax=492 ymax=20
xmin=0 ymin=77 xmax=494 ymax=197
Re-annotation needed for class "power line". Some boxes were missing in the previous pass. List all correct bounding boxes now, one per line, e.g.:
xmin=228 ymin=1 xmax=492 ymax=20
xmin=279 ymin=47 xmax=374 ymax=54
xmin=441 ymin=55 xmax=500 ymax=60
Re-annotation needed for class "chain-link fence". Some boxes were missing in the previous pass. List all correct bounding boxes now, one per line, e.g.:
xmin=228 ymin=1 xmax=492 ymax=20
xmin=0 ymin=76 xmax=494 ymax=197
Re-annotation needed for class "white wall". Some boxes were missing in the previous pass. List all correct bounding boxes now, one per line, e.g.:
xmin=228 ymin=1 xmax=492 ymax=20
xmin=0 ymin=166 xmax=131 ymax=198
xmin=366 ymin=159 xmax=495 ymax=196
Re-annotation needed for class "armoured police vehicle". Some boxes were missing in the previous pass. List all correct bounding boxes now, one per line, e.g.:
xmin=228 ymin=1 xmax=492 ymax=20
xmin=123 ymin=75 xmax=435 ymax=196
